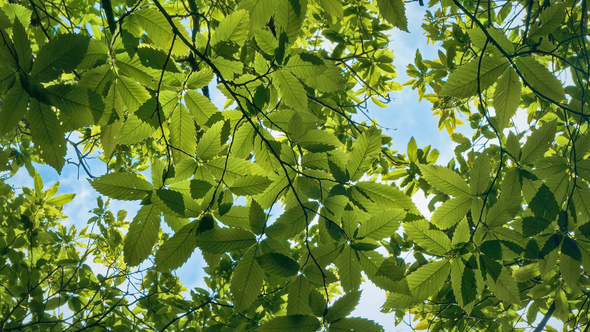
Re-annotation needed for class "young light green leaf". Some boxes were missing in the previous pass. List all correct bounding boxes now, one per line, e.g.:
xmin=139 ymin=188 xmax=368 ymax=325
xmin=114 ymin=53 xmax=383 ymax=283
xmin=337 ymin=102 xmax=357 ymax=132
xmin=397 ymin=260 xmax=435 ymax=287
xmin=30 ymin=33 xmax=90 ymax=82
xmin=124 ymin=204 xmax=160 ymax=266
xmin=418 ymin=164 xmax=471 ymax=197
xmin=231 ymin=244 xmax=264 ymax=311
xmin=326 ymin=290 xmax=361 ymax=322
xmin=154 ymin=221 xmax=198 ymax=271
xmin=288 ymin=275 xmax=312 ymax=315
xmin=516 ymin=57 xmax=565 ymax=102
xmin=440 ymin=57 xmax=508 ymax=98
xmin=27 ymin=99 xmax=67 ymax=173
xmin=45 ymin=193 xmax=76 ymax=206
xmin=197 ymin=228 xmax=256 ymax=254
xmin=376 ymin=0 xmax=407 ymax=31
xmin=494 ymin=66 xmax=522 ymax=131
xmin=90 ymin=172 xmax=154 ymax=200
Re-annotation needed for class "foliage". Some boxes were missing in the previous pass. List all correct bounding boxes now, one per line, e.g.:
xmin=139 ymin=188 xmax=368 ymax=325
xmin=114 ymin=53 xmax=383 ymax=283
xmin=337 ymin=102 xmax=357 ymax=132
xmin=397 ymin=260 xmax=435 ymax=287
xmin=0 ymin=0 xmax=588 ymax=330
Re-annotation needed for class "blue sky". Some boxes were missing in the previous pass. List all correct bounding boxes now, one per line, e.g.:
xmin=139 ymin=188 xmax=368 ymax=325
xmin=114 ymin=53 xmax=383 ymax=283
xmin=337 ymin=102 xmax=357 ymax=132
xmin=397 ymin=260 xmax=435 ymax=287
xmin=4 ymin=3 xmax=555 ymax=330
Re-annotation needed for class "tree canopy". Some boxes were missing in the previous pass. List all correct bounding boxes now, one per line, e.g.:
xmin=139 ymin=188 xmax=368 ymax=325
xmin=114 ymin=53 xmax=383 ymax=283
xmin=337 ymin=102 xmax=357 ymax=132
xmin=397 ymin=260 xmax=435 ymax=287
xmin=0 ymin=0 xmax=588 ymax=331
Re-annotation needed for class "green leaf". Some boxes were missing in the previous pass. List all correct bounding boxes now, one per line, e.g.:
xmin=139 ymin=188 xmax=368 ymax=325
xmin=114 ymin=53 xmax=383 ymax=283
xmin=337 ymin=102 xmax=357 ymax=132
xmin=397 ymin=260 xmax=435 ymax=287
xmin=190 ymin=179 xmax=213 ymax=200
xmin=90 ymin=172 xmax=154 ymax=200
xmin=258 ymin=315 xmax=320 ymax=332
xmin=529 ymin=3 xmax=566 ymax=38
xmin=286 ymin=54 xmax=326 ymax=78
xmin=516 ymin=57 xmax=565 ymax=102
xmin=376 ymin=0 xmax=407 ymax=31
xmin=256 ymin=252 xmax=300 ymax=277
xmin=117 ymin=75 xmax=151 ymax=114
xmin=197 ymin=228 xmax=256 ymax=254
xmin=484 ymin=196 xmax=521 ymax=228
xmin=266 ymin=202 xmax=319 ymax=240
xmin=309 ymin=287 xmax=327 ymax=316
xmin=404 ymin=219 xmax=451 ymax=255
xmin=470 ymin=153 xmax=491 ymax=196
xmin=357 ymin=209 xmax=405 ymax=240
xmin=328 ymin=318 xmax=384 ymax=332
xmin=298 ymin=130 xmax=342 ymax=152
xmin=356 ymin=250 xmax=409 ymax=294
xmin=273 ymin=69 xmax=307 ymax=112
xmin=186 ymin=69 xmax=213 ymax=89
xmin=347 ymin=127 xmax=382 ymax=182
xmin=355 ymin=182 xmax=419 ymax=214
xmin=45 ymin=193 xmax=76 ymax=206
xmin=170 ymin=105 xmax=196 ymax=162
xmin=152 ymin=189 xmax=186 ymax=217
xmin=450 ymin=260 xmax=478 ymax=310
xmin=231 ymin=244 xmax=264 ymax=311
xmin=430 ymin=196 xmax=472 ymax=229
xmin=487 ymin=268 xmax=520 ymax=305
xmin=304 ymin=64 xmax=345 ymax=92
xmin=520 ymin=120 xmax=557 ymax=165
xmin=30 ymin=33 xmax=90 ymax=82
xmin=12 ymin=18 xmax=32 ymax=72
xmin=274 ymin=0 xmax=306 ymax=43
xmin=197 ymin=120 xmax=224 ymax=160
xmin=320 ymin=0 xmax=343 ymax=18
xmin=529 ymin=184 xmax=559 ymax=221
xmin=212 ymin=10 xmax=250 ymax=48
xmin=418 ymin=164 xmax=470 ymax=197
xmin=250 ymin=200 xmax=266 ymax=234
xmin=383 ymin=260 xmax=451 ymax=309
xmin=184 ymin=90 xmax=220 ymax=127
xmin=154 ymin=221 xmax=198 ymax=271
xmin=124 ymin=204 xmax=160 ymax=266
xmin=27 ymin=99 xmax=67 ymax=173
xmin=0 ymin=79 xmax=29 ymax=135
xmin=336 ymin=246 xmax=362 ymax=292
xmin=440 ymin=57 xmax=508 ymax=98
xmin=46 ymin=84 xmax=103 ymax=131
xmin=135 ymin=8 xmax=187 ymax=54
xmin=326 ymin=290 xmax=360 ymax=322
xmin=288 ymin=275 xmax=312 ymax=315
xmin=115 ymin=115 xmax=157 ymax=145
xmin=239 ymin=0 xmax=277 ymax=35
xmin=229 ymin=175 xmax=272 ymax=196
xmin=560 ymin=250 xmax=580 ymax=288
xmin=494 ymin=66 xmax=522 ymax=130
